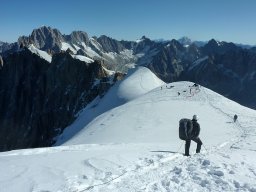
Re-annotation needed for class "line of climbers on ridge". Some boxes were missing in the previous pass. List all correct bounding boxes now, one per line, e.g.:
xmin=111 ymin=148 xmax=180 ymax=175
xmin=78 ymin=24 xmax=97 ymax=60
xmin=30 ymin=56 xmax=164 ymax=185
xmin=160 ymin=83 xmax=200 ymax=97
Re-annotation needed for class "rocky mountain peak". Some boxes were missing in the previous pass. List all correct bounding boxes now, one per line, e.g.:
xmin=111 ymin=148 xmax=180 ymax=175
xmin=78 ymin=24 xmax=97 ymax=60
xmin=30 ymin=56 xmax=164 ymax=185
xmin=97 ymin=35 xmax=125 ymax=53
xmin=203 ymin=39 xmax=220 ymax=52
xmin=178 ymin=36 xmax=193 ymax=46
xmin=203 ymin=39 xmax=240 ymax=55
xmin=208 ymin=38 xmax=219 ymax=46
xmin=31 ymin=26 xmax=63 ymax=38
xmin=18 ymin=26 xmax=64 ymax=52
xmin=141 ymin=35 xmax=150 ymax=41
xmin=169 ymin=39 xmax=184 ymax=49
xmin=65 ymin=31 xmax=89 ymax=45
xmin=136 ymin=36 xmax=152 ymax=44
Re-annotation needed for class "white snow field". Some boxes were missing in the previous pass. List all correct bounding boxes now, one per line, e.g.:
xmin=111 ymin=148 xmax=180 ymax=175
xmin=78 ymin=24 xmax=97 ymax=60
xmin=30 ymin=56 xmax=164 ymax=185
xmin=55 ymin=67 xmax=165 ymax=145
xmin=1 ymin=67 xmax=256 ymax=192
xmin=28 ymin=44 xmax=52 ymax=63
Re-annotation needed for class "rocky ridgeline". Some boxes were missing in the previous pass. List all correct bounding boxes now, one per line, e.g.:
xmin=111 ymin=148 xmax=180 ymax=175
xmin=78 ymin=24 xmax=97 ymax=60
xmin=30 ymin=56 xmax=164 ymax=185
xmin=1 ymin=26 xmax=256 ymax=150
xmin=0 ymin=48 xmax=122 ymax=151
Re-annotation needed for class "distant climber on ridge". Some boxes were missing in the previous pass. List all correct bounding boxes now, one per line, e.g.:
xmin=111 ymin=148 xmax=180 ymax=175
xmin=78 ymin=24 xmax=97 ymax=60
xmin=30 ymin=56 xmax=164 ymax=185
xmin=234 ymin=114 xmax=238 ymax=122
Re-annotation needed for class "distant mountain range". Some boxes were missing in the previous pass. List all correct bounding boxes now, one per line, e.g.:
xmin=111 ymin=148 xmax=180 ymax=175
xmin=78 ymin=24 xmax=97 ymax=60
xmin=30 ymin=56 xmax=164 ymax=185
xmin=1 ymin=26 xmax=256 ymax=151
xmin=177 ymin=36 xmax=255 ymax=49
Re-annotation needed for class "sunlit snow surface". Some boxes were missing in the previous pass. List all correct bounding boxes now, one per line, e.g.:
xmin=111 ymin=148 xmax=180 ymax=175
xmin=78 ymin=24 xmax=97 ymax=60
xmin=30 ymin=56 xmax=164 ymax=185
xmin=61 ymin=42 xmax=77 ymax=54
xmin=72 ymin=55 xmax=94 ymax=63
xmin=56 ymin=67 xmax=165 ymax=145
xmin=1 ymin=67 xmax=256 ymax=192
xmin=28 ymin=44 xmax=52 ymax=63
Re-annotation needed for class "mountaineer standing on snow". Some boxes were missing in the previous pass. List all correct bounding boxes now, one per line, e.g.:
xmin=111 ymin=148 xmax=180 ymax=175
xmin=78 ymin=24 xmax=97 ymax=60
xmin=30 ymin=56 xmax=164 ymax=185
xmin=179 ymin=115 xmax=203 ymax=156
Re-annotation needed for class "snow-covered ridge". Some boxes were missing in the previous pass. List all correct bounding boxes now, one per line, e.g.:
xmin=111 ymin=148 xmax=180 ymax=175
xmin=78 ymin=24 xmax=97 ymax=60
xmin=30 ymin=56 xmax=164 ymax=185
xmin=71 ymin=55 xmax=94 ymax=63
xmin=89 ymin=37 xmax=103 ymax=51
xmin=64 ymin=80 xmax=250 ymax=145
xmin=55 ymin=67 xmax=165 ymax=145
xmin=1 ymin=67 xmax=256 ymax=192
xmin=61 ymin=42 xmax=77 ymax=54
xmin=28 ymin=44 xmax=52 ymax=63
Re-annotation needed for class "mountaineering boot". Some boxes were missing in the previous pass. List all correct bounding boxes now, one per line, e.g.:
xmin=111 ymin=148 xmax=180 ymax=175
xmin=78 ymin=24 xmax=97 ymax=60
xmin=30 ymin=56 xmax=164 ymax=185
xmin=196 ymin=143 xmax=202 ymax=153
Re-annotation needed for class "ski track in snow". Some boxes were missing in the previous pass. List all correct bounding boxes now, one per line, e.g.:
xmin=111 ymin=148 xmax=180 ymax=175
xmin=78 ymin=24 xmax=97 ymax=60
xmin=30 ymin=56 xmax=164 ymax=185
xmin=71 ymin=140 xmax=256 ymax=192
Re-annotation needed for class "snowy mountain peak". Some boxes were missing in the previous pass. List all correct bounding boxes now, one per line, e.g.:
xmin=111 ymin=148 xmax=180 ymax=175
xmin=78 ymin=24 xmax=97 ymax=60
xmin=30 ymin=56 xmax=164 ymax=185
xmin=207 ymin=38 xmax=219 ymax=46
xmin=178 ymin=36 xmax=193 ymax=46
xmin=136 ymin=36 xmax=151 ymax=43
xmin=65 ymin=31 xmax=90 ymax=45
xmin=18 ymin=26 xmax=64 ymax=52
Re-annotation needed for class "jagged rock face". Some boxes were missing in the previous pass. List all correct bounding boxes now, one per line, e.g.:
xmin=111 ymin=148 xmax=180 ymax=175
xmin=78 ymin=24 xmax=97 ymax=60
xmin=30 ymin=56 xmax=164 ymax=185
xmin=0 ymin=42 xmax=19 ymax=55
xmin=147 ymin=40 xmax=185 ymax=81
xmin=120 ymin=40 xmax=136 ymax=50
xmin=0 ymin=49 xmax=113 ymax=151
xmin=179 ymin=50 xmax=256 ymax=108
xmin=76 ymin=49 xmax=86 ymax=56
xmin=97 ymin=35 xmax=126 ymax=53
xmin=0 ymin=41 xmax=8 ymax=53
xmin=134 ymin=36 xmax=169 ymax=55
xmin=147 ymin=40 xmax=201 ymax=82
xmin=178 ymin=36 xmax=193 ymax=46
xmin=64 ymin=31 xmax=90 ymax=45
xmin=239 ymin=75 xmax=256 ymax=108
xmin=18 ymin=26 xmax=64 ymax=52
xmin=134 ymin=36 xmax=156 ymax=53
xmin=113 ymin=72 xmax=126 ymax=82
xmin=201 ymin=39 xmax=241 ymax=55
xmin=0 ymin=55 xmax=3 ymax=67
xmin=145 ymin=39 xmax=256 ymax=109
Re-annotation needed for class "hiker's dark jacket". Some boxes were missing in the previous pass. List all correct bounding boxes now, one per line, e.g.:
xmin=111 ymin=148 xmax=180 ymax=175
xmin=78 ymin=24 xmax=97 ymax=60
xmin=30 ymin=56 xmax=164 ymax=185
xmin=191 ymin=119 xmax=200 ymax=139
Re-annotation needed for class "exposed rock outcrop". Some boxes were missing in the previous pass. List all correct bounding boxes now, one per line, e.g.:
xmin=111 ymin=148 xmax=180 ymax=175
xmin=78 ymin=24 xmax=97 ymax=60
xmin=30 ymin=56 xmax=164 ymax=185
xmin=0 ymin=49 xmax=118 ymax=151
xmin=18 ymin=26 xmax=64 ymax=52
xmin=0 ymin=55 xmax=3 ymax=67
xmin=97 ymin=35 xmax=126 ymax=53
xmin=147 ymin=39 xmax=201 ymax=82
xmin=64 ymin=31 xmax=90 ymax=45
xmin=180 ymin=49 xmax=256 ymax=108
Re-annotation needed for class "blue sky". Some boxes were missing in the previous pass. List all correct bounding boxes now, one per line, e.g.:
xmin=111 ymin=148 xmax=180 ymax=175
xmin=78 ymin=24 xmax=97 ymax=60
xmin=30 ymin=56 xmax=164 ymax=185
xmin=1 ymin=0 xmax=256 ymax=44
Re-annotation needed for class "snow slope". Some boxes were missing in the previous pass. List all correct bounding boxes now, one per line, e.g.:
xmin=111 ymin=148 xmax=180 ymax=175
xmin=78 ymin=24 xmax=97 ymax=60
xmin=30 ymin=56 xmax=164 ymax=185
xmin=1 ymin=68 xmax=256 ymax=192
xmin=64 ymin=81 xmax=244 ymax=146
xmin=61 ymin=42 xmax=77 ymax=54
xmin=72 ymin=55 xmax=94 ymax=63
xmin=56 ymin=67 xmax=165 ymax=145
xmin=28 ymin=44 xmax=52 ymax=63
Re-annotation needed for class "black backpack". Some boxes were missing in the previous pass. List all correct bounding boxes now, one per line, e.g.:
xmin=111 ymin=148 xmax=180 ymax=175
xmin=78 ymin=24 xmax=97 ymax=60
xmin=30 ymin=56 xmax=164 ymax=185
xmin=179 ymin=118 xmax=193 ymax=140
